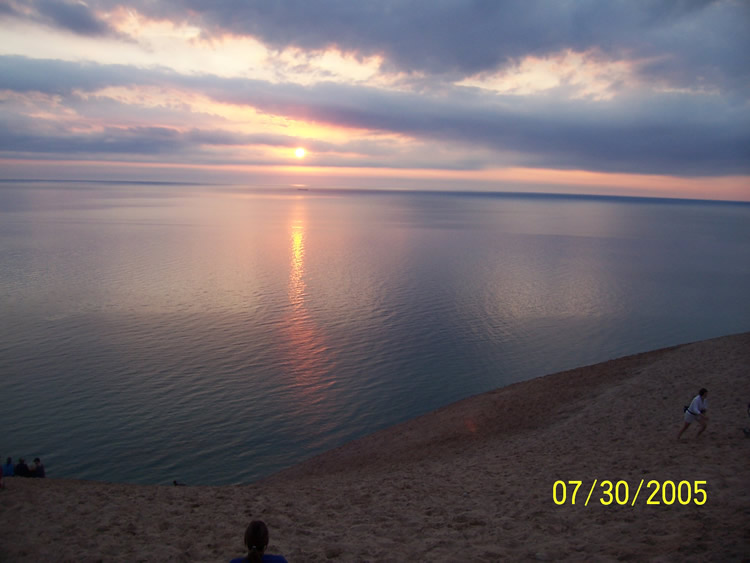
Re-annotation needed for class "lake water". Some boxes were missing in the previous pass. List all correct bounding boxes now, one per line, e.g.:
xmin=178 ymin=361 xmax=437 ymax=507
xmin=1 ymin=182 xmax=749 ymax=485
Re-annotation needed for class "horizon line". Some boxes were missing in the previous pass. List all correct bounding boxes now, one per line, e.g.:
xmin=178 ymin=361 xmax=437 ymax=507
xmin=2 ymin=178 xmax=749 ymax=206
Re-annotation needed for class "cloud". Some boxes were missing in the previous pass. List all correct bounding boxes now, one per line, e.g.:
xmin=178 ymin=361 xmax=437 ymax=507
xmin=37 ymin=0 xmax=113 ymax=36
xmin=1 ymin=55 xmax=748 ymax=176
xmin=6 ymin=2 xmax=748 ymax=98
xmin=0 ymin=120 xmax=184 ymax=156
xmin=0 ymin=55 xmax=170 ymax=95
xmin=1 ymin=0 xmax=123 ymax=38
xmin=55 ymin=0 xmax=744 ymax=96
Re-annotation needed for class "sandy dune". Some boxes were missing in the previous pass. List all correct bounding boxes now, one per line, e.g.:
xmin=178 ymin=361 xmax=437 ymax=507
xmin=2 ymin=332 xmax=749 ymax=561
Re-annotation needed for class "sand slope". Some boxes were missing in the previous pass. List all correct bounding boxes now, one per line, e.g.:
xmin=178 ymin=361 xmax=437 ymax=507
xmin=2 ymin=332 xmax=749 ymax=562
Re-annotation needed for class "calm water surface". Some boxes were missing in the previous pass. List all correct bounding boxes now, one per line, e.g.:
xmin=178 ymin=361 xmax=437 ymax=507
xmin=1 ymin=182 xmax=749 ymax=484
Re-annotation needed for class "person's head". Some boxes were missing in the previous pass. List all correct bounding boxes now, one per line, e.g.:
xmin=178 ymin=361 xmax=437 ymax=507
xmin=34 ymin=458 xmax=40 ymax=464
xmin=5 ymin=457 xmax=10 ymax=465
xmin=245 ymin=520 xmax=268 ymax=562
xmin=244 ymin=520 xmax=269 ymax=563
xmin=699 ymin=388 xmax=708 ymax=397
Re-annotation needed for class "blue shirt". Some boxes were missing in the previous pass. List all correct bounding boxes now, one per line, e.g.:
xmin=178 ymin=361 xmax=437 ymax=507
xmin=2 ymin=463 xmax=14 ymax=477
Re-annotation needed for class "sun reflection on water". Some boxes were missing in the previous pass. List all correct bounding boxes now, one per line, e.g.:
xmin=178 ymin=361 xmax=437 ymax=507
xmin=289 ymin=218 xmax=306 ymax=309
xmin=283 ymin=200 xmax=336 ymax=402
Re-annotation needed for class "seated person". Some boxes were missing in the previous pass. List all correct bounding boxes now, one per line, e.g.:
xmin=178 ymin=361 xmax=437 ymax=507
xmin=14 ymin=458 xmax=30 ymax=478
xmin=2 ymin=458 xmax=13 ymax=477
xmin=230 ymin=520 xmax=288 ymax=563
xmin=32 ymin=458 xmax=45 ymax=478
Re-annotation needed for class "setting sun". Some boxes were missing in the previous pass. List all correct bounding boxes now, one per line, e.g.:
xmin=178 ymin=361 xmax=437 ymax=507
xmin=295 ymin=147 xmax=306 ymax=158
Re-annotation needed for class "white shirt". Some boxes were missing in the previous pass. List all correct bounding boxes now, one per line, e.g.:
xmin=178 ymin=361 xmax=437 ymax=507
xmin=688 ymin=394 xmax=707 ymax=415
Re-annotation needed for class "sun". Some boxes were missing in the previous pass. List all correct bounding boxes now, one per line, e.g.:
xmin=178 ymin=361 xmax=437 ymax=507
xmin=294 ymin=147 xmax=306 ymax=158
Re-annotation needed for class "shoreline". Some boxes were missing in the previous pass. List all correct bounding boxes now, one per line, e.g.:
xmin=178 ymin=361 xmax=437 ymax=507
xmin=2 ymin=332 xmax=749 ymax=561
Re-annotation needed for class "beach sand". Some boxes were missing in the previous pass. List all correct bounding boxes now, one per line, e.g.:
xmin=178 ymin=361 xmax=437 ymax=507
xmin=1 ymin=332 xmax=749 ymax=562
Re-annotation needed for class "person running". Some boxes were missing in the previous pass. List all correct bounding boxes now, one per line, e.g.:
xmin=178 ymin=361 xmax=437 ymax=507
xmin=677 ymin=388 xmax=709 ymax=439
xmin=230 ymin=520 xmax=288 ymax=563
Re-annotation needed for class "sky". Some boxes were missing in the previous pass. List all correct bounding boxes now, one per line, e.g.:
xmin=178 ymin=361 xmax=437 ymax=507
xmin=0 ymin=0 xmax=749 ymax=200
